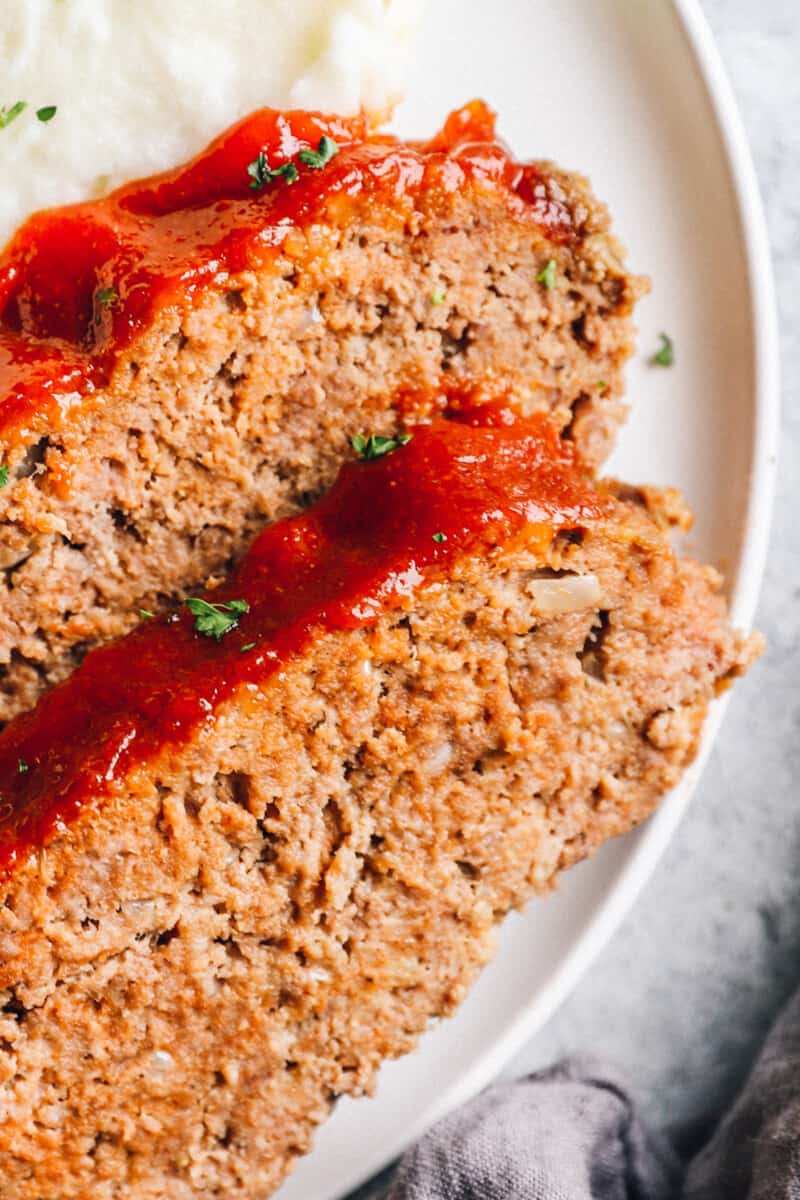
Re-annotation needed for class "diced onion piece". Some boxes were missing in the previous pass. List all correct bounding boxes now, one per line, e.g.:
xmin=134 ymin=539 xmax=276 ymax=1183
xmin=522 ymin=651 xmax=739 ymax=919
xmin=422 ymin=742 xmax=452 ymax=776
xmin=527 ymin=574 xmax=602 ymax=615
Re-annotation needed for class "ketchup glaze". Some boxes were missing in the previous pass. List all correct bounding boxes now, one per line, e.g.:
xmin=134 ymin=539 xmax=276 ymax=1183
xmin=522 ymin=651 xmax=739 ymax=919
xmin=0 ymin=101 xmax=575 ymax=446
xmin=0 ymin=407 xmax=607 ymax=876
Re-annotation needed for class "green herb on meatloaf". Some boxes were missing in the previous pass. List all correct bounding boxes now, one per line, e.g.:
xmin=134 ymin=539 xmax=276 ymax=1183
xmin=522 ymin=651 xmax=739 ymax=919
xmin=247 ymin=153 xmax=269 ymax=190
xmin=273 ymin=162 xmax=299 ymax=185
xmin=0 ymin=101 xmax=26 ymax=129
xmin=241 ymin=642 xmax=257 ymax=652
xmin=247 ymin=152 xmax=299 ymax=190
xmin=249 ymin=135 xmax=339 ymax=191
xmin=431 ymin=287 xmax=447 ymax=305
xmin=36 ymin=105 xmax=57 ymax=123
xmin=536 ymin=259 xmax=558 ymax=290
xmin=94 ymin=287 xmax=119 ymax=326
xmin=0 ymin=465 xmax=8 ymax=489
xmin=138 ymin=609 xmax=155 ymax=620
xmin=299 ymin=136 xmax=339 ymax=169
xmin=17 ymin=759 xmax=28 ymax=774
xmin=186 ymin=597 xmax=250 ymax=641
xmin=351 ymin=433 xmax=413 ymax=461
xmin=432 ymin=532 xmax=447 ymax=543
xmin=650 ymin=332 xmax=675 ymax=367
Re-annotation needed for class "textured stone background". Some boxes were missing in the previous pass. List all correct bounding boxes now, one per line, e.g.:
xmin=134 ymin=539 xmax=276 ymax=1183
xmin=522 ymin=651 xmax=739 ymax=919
xmin=351 ymin=3 xmax=798 ymax=1191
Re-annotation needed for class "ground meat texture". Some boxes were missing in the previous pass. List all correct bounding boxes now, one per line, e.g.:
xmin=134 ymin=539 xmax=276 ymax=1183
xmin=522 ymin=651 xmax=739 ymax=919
xmin=0 ymin=482 xmax=755 ymax=1197
xmin=0 ymin=106 xmax=645 ymax=725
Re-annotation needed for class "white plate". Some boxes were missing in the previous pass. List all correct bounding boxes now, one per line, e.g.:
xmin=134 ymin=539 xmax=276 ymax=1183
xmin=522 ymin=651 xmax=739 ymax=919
xmin=278 ymin=3 xmax=779 ymax=1197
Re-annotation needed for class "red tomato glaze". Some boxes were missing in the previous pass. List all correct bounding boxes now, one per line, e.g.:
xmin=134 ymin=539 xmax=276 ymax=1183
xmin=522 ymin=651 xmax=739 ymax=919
xmin=0 ymin=407 xmax=608 ymax=876
xmin=0 ymin=100 xmax=575 ymax=444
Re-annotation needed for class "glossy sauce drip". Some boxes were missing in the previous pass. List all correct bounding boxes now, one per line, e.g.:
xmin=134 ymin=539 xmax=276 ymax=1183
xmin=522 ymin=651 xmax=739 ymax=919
xmin=0 ymin=408 xmax=608 ymax=876
xmin=0 ymin=100 xmax=575 ymax=444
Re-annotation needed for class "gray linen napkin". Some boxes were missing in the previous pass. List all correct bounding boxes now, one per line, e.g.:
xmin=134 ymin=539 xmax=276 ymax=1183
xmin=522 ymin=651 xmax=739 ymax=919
xmin=684 ymin=987 xmax=800 ymax=1200
xmin=385 ymin=1059 xmax=681 ymax=1200
xmin=357 ymin=986 xmax=800 ymax=1200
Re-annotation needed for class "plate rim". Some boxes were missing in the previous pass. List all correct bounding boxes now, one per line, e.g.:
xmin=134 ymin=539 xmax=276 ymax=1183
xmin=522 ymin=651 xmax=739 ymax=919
xmin=297 ymin=3 xmax=781 ymax=1194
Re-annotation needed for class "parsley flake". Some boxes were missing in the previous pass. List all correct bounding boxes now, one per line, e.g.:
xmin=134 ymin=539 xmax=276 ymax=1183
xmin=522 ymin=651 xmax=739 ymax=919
xmin=275 ymin=161 xmax=299 ymax=184
xmin=17 ymin=759 xmax=29 ymax=774
xmin=36 ymin=105 xmax=57 ymax=123
xmin=0 ymin=465 xmax=8 ymax=489
xmin=247 ymin=152 xmax=270 ymax=190
xmin=0 ymin=101 xmax=26 ymax=129
xmin=138 ymin=609 xmax=155 ymax=619
xmin=431 ymin=287 xmax=447 ymax=306
xmin=298 ymin=135 xmax=339 ymax=170
xmin=596 ymin=380 xmax=608 ymax=393
xmin=186 ymin=596 xmax=250 ymax=641
xmin=650 ymin=332 xmax=675 ymax=367
xmin=241 ymin=642 xmax=257 ymax=653
xmin=248 ymin=154 xmax=269 ymax=187
xmin=432 ymin=532 xmax=447 ymax=544
xmin=94 ymin=287 xmax=119 ymax=326
xmin=247 ymin=152 xmax=299 ymax=191
xmin=351 ymin=432 xmax=413 ymax=461
xmin=536 ymin=259 xmax=558 ymax=290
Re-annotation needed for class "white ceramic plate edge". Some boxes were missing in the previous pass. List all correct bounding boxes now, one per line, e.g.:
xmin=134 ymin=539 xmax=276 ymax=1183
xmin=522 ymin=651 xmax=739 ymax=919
xmin=319 ymin=4 xmax=780 ymax=1195
xmin=671 ymin=0 xmax=780 ymax=633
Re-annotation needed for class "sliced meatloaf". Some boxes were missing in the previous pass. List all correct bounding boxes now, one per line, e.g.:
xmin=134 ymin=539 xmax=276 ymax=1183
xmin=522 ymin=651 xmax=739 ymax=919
xmin=0 ymin=409 xmax=756 ymax=1199
xmin=0 ymin=100 xmax=645 ymax=724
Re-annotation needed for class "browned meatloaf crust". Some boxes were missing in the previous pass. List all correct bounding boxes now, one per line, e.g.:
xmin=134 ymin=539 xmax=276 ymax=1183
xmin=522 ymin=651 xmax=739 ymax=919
xmin=0 ymin=413 xmax=755 ymax=1199
xmin=0 ymin=101 xmax=645 ymax=724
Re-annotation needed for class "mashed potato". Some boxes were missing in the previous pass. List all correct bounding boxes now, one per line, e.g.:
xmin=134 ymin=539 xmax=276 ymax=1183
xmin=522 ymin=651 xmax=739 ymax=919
xmin=0 ymin=0 xmax=424 ymax=247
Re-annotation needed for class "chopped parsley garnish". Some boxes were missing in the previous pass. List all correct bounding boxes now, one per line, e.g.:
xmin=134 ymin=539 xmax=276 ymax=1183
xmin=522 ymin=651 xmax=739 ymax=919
xmin=536 ymin=259 xmax=558 ymax=290
xmin=650 ymin=332 xmax=675 ymax=367
xmin=138 ymin=609 xmax=155 ymax=619
xmin=431 ymin=287 xmax=447 ymax=306
xmin=247 ymin=152 xmax=270 ymax=190
xmin=247 ymin=152 xmax=299 ymax=190
xmin=36 ymin=105 xmax=57 ymax=123
xmin=298 ymin=135 xmax=339 ymax=169
xmin=241 ymin=642 xmax=256 ymax=652
xmin=432 ymin=532 xmax=447 ymax=543
xmin=185 ymin=597 xmax=250 ymax=641
xmin=274 ymin=161 xmax=299 ymax=184
xmin=596 ymin=380 xmax=608 ymax=393
xmin=0 ymin=101 xmax=26 ymax=129
xmin=351 ymin=432 xmax=413 ymax=461
xmin=249 ymin=135 xmax=338 ymax=191
xmin=17 ymin=759 xmax=29 ymax=774
xmin=94 ymin=287 xmax=119 ymax=326
xmin=0 ymin=465 xmax=8 ymax=489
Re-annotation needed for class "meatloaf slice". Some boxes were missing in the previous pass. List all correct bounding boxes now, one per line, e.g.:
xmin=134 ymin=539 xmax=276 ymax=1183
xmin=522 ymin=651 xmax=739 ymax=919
xmin=0 ymin=100 xmax=645 ymax=724
xmin=0 ymin=410 xmax=753 ymax=1200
